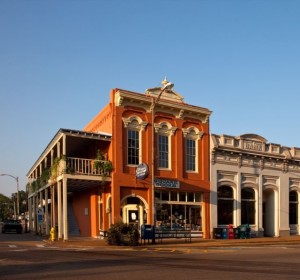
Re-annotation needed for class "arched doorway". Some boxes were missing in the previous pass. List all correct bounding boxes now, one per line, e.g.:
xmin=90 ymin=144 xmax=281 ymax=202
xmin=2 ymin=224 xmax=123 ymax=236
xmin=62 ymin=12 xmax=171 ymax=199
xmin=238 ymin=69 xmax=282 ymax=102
xmin=263 ymin=188 xmax=276 ymax=237
xmin=121 ymin=196 xmax=147 ymax=228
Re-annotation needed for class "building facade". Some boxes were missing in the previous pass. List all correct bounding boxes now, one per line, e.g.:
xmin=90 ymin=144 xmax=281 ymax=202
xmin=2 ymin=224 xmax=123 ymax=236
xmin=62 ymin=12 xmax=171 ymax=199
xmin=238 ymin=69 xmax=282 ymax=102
xmin=210 ymin=133 xmax=300 ymax=237
xmin=27 ymin=79 xmax=212 ymax=240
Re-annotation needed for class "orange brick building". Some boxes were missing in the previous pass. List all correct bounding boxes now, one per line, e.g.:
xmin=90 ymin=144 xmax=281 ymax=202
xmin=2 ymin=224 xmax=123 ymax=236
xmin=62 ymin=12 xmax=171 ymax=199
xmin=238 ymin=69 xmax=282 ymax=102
xmin=84 ymin=78 xmax=212 ymax=238
xmin=27 ymin=79 xmax=212 ymax=240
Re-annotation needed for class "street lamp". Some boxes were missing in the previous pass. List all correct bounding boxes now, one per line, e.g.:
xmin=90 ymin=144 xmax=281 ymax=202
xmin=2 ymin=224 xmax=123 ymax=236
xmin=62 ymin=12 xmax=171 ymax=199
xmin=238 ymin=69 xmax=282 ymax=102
xmin=0 ymin=173 xmax=19 ymax=218
xmin=150 ymin=80 xmax=174 ymax=226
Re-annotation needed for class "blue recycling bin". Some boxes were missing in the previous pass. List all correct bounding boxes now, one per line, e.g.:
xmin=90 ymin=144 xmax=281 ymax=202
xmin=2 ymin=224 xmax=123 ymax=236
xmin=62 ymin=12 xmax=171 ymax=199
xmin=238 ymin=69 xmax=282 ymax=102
xmin=221 ymin=228 xmax=228 ymax=239
xmin=141 ymin=224 xmax=154 ymax=242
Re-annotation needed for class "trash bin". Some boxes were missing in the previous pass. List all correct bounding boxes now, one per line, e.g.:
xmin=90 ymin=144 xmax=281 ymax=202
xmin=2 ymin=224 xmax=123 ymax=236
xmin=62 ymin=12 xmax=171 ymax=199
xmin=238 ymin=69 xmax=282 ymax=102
xmin=238 ymin=224 xmax=251 ymax=239
xmin=222 ymin=227 xmax=228 ymax=239
xmin=228 ymin=224 xmax=234 ymax=239
xmin=213 ymin=228 xmax=222 ymax=239
xmin=141 ymin=224 xmax=154 ymax=243
xmin=245 ymin=224 xmax=251 ymax=239
xmin=234 ymin=227 xmax=239 ymax=239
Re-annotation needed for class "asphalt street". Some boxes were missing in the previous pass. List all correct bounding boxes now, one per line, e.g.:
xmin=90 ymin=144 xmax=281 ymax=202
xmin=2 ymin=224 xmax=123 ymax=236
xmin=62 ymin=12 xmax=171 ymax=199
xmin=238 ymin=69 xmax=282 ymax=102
xmin=2 ymin=232 xmax=300 ymax=279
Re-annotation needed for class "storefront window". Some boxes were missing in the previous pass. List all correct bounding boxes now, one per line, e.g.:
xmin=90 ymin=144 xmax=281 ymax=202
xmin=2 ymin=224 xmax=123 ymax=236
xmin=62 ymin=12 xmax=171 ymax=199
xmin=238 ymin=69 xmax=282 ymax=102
xmin=155 ymin=190 xmax=161 ymax=200
xmin=179 ymin=192 xmax=186 ymax=202
xmin=241 ymin=188 xmax=255 ymax=224
xmin=289 ymin=191 xmax=298 ymax=225
xmin=155 ymin=190 xmax=202 ymax=231
xmin=161 ymin=190 xmax=169 ymax=201
xmin=171 ymin=192 xmax=177 ymax=201
xmin=195 ymin=193 xmax=201 ymax=202
xmin=187 ymin=193 xmax=194 ymax=202
xmin=218 ymin=185 xmax=233 ymax=225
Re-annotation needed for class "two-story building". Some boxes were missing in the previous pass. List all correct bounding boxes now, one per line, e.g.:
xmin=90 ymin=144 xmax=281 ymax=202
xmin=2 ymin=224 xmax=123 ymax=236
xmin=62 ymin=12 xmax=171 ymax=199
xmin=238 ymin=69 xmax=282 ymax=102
xmin=27 ymin=79 xmax=212 ymax=240
xmin=210 ymin=133 xmax=300 ymax=237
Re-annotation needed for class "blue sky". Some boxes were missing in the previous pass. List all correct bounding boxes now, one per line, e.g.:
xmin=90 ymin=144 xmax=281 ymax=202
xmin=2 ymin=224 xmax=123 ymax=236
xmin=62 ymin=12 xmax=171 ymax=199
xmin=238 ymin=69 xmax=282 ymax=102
xmin=0 ymin=0 xmax=300 ymax=198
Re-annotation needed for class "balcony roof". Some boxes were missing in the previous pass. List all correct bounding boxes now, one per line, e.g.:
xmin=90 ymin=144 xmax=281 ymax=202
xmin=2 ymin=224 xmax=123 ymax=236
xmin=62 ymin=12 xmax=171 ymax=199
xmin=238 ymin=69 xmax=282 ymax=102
xmin=27 ymin=128 xmax=112 ymax=177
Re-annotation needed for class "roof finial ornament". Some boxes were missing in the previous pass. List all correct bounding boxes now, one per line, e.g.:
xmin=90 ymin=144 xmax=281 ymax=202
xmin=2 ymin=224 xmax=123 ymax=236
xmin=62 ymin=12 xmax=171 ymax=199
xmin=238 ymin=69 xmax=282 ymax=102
xmin=162 ymin=77 xmax=169 ymax=86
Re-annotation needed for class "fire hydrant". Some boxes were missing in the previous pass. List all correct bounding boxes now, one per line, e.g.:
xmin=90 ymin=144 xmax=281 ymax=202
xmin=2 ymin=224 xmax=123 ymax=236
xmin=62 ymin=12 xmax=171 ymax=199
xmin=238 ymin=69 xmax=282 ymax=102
xmin=50 ymin=227 xmax=56 ymax=242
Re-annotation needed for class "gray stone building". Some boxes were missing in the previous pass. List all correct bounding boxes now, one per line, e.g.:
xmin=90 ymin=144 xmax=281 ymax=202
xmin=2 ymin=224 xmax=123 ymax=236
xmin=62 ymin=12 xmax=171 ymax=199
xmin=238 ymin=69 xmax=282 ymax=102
xmin=210 ymin=133 xmax=300 ymax=237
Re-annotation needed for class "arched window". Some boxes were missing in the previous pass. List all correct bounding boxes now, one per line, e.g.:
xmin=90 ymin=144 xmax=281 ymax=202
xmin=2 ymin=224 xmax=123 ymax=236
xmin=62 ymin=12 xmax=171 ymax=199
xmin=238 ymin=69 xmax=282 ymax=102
xmin=289 ymin=191 xmax=298 ymax=225
xmin=217 ymin=185 xmax=233 ymax=225
xmin=241 ymin=188 xmax=255 ymax=224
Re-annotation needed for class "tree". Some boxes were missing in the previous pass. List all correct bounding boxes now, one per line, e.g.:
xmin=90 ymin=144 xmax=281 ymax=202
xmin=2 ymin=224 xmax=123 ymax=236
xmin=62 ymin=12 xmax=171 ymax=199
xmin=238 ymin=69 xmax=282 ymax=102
xmin=18 ymin=190 xmax=28 ymax=214
xmin=0 ymin=193 xmax=13 ymax=221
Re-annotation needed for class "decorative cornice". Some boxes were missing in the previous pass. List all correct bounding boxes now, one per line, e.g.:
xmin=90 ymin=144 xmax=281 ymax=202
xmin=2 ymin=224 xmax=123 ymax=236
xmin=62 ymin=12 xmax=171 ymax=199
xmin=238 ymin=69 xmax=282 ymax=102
xmin=115 ymin=89 xmax=211 ymax=122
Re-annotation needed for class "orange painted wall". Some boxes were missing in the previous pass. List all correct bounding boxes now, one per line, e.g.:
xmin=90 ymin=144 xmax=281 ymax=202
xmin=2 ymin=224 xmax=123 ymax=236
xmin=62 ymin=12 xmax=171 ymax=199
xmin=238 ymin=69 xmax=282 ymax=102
xmin=84 ymin=103 xmax=112 ymax=134
xmin=71 ymin=189 xmax=99 ymax=237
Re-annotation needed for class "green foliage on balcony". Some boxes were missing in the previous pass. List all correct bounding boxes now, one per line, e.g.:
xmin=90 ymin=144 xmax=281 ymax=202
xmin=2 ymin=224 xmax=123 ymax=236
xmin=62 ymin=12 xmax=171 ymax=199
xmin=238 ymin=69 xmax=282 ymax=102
xmin=94 ymin=150 xmax=113 ymax=176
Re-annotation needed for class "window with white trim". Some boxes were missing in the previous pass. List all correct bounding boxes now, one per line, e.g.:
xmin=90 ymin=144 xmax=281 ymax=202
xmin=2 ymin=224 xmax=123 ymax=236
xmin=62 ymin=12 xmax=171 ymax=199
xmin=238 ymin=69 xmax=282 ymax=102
xmin=155 ymin=122 xmax=176 ymax=169
xmin=122 ymin=116 xmax=147 ymax=166
xmin=182 ymin=127 xmax=203 ymax=172
xmin=158 ymin=134 xmax=169 ymax=168
xmin=128 ymin=129 xmax=139 ymax=165
xmin=186 ymin=138 xmax=196 ymax=171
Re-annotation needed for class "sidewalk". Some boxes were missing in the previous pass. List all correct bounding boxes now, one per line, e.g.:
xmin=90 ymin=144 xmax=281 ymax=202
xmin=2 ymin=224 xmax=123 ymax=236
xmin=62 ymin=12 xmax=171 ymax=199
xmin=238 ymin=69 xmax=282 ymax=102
xmin=46 ymin=235 xmax=300 ymax=249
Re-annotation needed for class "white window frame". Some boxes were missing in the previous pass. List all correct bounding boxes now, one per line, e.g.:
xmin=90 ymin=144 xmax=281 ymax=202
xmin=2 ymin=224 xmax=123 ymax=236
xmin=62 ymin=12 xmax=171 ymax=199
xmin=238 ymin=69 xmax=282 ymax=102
xmin=122 ymin=116 xmax=148 ymax=166
xmin=182 ymin=127 xmax=203 ymax=173
xmin=154 ymin=122 xmax=177 ymax=170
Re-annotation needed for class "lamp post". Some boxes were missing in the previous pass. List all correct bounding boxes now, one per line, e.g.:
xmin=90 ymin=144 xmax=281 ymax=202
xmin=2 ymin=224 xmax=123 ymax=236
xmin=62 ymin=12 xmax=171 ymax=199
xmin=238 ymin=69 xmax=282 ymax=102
xmin=150 ymin=80 xmax=174 ymax=226
xmin=0 ymin=174 xmax=19 ymax=218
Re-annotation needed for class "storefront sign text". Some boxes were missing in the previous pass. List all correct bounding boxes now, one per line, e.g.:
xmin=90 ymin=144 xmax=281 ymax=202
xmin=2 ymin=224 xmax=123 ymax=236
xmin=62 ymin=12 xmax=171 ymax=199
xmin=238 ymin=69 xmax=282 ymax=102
xmin=154 ymin=178 xmax=180 ymax=189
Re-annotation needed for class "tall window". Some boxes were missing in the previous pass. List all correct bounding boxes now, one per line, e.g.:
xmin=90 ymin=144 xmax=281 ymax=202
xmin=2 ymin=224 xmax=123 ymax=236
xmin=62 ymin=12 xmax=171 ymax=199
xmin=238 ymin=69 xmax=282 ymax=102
xmin=155 ymin=122 xmax=176 ymax=169
xmin=128 ymin=129 xmax=139 ymax=165
xmin=123 ymin=116 xmax=147 ymax=166
xmin=241 ymin=188 xmax=255 ymax=224
xmin=217 ymin=185 xmax=233 ymax=225
xmin=182 ymin=127 xmax=202 ymax=172
xmin=289 ymin=191 xmax=298 ymax=225
xmin=186 ymin=139 xmax=196 ymax=171
xmin=158 ymin=134 xmax=169 ymax=168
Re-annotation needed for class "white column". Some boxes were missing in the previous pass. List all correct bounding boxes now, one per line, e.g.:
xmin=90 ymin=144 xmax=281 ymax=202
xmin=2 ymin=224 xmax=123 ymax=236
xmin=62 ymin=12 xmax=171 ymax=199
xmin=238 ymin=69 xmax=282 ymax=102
xmin=235 ymin=172 xmax=241 ymax=227
xmin=258 ymin=174 xmax=263 ymax=236
xmin=28 ymin=196 xmax=32 ymax=231
xmin=63 ymin=177 xmax=68 ymax=241
xmin=39 ymin=191 xmax=43 ymax=234
xmin=57 ymin=181 xmax=62 ymax=239
xmin=32 ymin=195 xmax=36 ymax=231
xmin=52 ymin=185 xmax=56 ymax=229
xmin=45 ymin=188 xmax=49 ymax=234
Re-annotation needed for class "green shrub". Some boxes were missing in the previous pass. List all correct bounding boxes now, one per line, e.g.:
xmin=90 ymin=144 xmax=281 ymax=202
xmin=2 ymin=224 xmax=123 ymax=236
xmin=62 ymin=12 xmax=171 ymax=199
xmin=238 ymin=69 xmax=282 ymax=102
xmin=107 ymin=222 xmax=140 ymax=246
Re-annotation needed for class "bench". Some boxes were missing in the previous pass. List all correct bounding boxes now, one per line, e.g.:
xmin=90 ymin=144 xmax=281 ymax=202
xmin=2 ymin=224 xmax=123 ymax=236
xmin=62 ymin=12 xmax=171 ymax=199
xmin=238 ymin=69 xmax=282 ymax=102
xmin=155 ymin=230 xmax=192 ymax=243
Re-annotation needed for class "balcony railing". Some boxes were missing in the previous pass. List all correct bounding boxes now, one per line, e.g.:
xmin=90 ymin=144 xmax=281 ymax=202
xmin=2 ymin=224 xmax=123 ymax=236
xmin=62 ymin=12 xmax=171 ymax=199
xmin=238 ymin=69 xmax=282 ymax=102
xmin=28 ymin=157 xmax=113 ymax=195
xmin=66 ymin=157 xmax=113 ymax=177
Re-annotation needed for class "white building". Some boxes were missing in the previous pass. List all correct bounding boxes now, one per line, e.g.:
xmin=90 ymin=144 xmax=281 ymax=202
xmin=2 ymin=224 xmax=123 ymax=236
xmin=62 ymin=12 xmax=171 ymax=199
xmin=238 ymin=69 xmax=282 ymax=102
xmin=210 ymin=133 xmax=300 ymax=237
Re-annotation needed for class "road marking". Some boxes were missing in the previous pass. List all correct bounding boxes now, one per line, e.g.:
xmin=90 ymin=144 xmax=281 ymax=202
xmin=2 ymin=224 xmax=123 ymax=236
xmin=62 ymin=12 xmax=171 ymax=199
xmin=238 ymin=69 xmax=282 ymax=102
xmin=11 ymin=249 xmax=27 ymax=252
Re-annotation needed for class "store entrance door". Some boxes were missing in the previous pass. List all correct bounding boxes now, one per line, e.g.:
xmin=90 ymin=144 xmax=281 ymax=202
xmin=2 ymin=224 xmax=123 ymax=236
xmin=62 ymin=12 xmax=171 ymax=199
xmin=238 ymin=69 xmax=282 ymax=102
xmin=123 ymin=204 xmax=144 ymax=228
